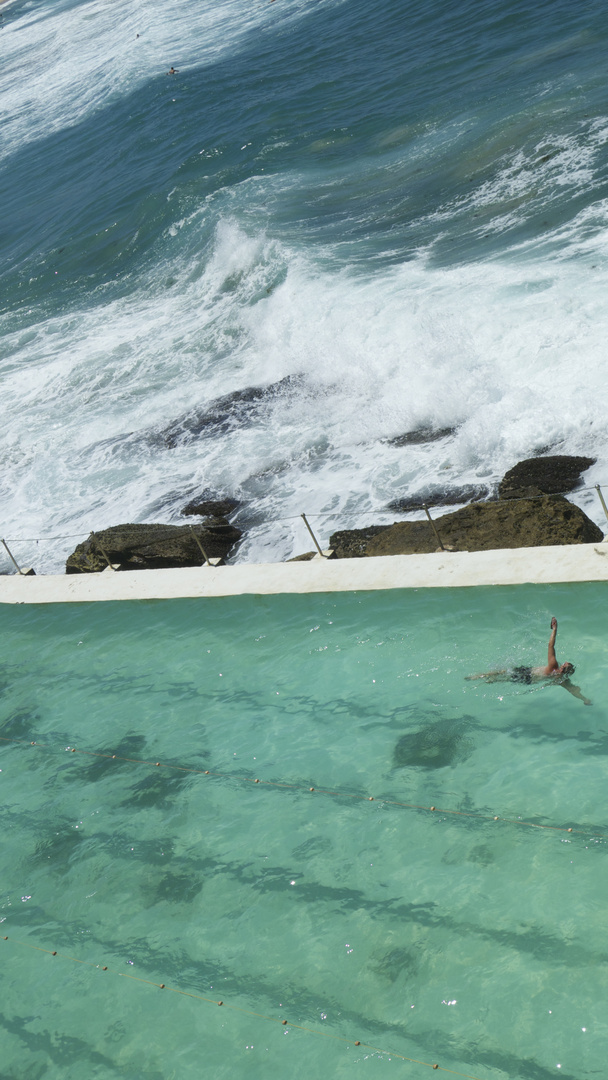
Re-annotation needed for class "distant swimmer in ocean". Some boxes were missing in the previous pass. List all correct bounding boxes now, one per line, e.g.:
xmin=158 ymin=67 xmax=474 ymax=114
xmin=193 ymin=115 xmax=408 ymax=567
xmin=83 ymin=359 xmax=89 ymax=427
xmin=466 ymin=617 xmax=592 ymax=704
xmin=168 ymin=66 xmax=178 ymax=75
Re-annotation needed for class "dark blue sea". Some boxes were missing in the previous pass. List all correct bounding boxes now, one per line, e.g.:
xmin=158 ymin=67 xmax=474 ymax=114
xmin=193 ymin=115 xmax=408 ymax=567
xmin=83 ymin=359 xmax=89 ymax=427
xmin=2 ymin=0 xmax=608 ymax=569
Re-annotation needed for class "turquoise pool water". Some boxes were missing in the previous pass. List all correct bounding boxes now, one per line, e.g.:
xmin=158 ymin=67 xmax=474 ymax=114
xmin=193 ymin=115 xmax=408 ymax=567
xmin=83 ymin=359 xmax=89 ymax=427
xmin=1 ymin=585 xmax=607 ymax=1080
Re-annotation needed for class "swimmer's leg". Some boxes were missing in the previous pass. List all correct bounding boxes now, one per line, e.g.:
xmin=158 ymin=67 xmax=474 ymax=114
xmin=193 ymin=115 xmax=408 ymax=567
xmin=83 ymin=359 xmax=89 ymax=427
xmin=465 ymin=669 xmax=508 ymax=682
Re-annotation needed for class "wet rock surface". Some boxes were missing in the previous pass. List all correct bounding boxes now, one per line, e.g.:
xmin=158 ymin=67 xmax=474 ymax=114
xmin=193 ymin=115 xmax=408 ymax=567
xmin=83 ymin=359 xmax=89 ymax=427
xmin=329 ymin=495 xmax=603 ymax=558
xmin=66 ymin=521 xmax=242 ymax=573
xmin=326 ymin=525 xmax=393 ymax=560
xmin=498 ymin=455 xmax=596 ymax=499
xmin=84 ymin=375 xmax=308 ymax=460
xmin=386 ymin=426 xmax=456 ymax=446
xmin=386 ymin=484 xmax=491 ymax=512
xmin=156 ymin=374 xmax=305 ymax=449
xmin=181 ymin=496 xmax=241 ymax=518
xmin=327 ymin=455 xmax=601 ymax=559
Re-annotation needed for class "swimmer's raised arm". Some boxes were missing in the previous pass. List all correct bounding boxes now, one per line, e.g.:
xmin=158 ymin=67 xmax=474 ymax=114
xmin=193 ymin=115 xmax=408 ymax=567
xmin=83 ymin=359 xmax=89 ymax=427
xmin=466 ymin=616 xmax=586 ymax=699
xmin=547 ymin=616 xmax=558 ymax=671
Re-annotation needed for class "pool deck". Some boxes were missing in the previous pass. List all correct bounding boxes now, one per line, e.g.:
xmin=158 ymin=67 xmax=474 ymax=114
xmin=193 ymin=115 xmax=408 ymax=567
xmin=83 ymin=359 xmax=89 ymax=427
xmin=1 ymin=540 xmax=607 ymax=603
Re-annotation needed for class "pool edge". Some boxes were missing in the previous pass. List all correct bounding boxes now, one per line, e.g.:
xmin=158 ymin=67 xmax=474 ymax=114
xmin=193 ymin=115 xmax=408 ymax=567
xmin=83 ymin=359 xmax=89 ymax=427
xmin=1 ymin=541 xmax=608 ymax=603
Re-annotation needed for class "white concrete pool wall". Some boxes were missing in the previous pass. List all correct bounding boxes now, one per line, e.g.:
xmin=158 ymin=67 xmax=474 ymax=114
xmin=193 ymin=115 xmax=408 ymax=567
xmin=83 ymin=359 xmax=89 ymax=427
xmin=1 ymin=541 xmax=608 ymax=603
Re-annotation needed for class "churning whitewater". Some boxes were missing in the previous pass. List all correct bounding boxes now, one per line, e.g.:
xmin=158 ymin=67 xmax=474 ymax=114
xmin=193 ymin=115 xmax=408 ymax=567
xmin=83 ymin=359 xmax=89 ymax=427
xmin=1 ymin=0 xmax=608 ymax=571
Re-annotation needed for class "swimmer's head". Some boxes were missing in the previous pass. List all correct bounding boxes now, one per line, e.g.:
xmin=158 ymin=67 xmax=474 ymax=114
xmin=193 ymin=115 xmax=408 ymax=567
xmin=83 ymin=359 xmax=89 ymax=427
xmin=560 ymin=662 xmax=575 ymax=677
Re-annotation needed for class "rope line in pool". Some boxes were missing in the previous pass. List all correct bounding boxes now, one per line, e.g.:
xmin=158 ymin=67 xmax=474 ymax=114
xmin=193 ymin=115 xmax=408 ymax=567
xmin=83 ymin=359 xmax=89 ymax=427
xmin=0 ymin=935 xmax=484 ymax=1080
xmin=0 ymin=734 xmax=603 ymax=841
xmin=3 ymin=480 xmax=607 ymax=544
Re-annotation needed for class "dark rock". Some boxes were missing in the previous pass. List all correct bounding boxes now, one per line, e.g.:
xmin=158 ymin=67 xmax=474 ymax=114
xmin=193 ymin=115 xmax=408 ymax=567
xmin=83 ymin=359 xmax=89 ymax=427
xmin=387 ymin=484 xmax=491 ymax=512
xmin=81 ymin=376 xmax=308 ymax=459
xmin=65 ymin=521 xmax=242 ymax=574
xmin=157 ymin=374 xmax=305 ymax=449
xmin=155 ymin=871 xmax=203 ymax=904
xmin=329 ymin=525 xmax=391 ymax=559
xmin=393 ymin=719 xmax=472 ymax=769
xmin=120 ymin=769 xmax=189 ymax=808
xmin=363 ymin=496 xmax=603 ymax=557
xmin=84 ymin=375 xmax=310 ymax=459
xmin=181 ymin=496 xmax=241 ymax=518
xmin=287 ymin=549 xmax=337 ymax=561
xmin=386 ymin=426 xmax=456 ymax=447
xmin=499 ymin=455 xmax=596 ymax=500
xmin=368 ymin=945 xmax=419 ymax=983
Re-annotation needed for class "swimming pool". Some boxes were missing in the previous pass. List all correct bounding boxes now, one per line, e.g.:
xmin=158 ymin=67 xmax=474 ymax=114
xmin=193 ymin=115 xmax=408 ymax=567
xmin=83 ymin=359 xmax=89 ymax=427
xmin=1 ymin=584 xmax=606 ymax=1079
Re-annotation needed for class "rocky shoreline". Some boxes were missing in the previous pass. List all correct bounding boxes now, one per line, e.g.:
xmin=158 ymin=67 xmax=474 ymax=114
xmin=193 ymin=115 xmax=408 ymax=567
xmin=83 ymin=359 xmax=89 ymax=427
xmin=321 ymin=455 xmax=603 ymax=559
xmin=65 ymin=518 xmax=242 ymax=574
xmin=57 ymin=454 xmax=605 ymax=575
xmin=328 ymin=494 xmax=602 ymax=559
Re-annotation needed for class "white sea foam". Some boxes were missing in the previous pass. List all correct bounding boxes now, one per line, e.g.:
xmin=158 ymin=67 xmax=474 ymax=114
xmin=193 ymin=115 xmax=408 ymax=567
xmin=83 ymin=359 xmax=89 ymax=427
xmin=1 ymin=213 xmax=607 ymax=572
xmin=421 ymin=118 xmax=608 ymax=238
xmin=2 ymin=0 xmax=608 ymax=573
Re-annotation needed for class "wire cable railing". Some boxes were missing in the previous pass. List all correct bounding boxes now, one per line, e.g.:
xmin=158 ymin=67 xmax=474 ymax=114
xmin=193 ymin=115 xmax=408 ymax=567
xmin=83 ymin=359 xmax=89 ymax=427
xmin=1 ymin=483 xmax=607 ymax=574
xmin=3 ymin=482 xmax=608 ymax=544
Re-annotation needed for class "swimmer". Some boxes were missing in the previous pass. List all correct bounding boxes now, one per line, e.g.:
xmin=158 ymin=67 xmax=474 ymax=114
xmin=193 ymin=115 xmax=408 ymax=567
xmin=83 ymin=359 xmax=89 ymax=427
xmin=168 ymin=66 xmax=178 ymax=75
xmin=466 ymin=617 xmax=592 ymax=704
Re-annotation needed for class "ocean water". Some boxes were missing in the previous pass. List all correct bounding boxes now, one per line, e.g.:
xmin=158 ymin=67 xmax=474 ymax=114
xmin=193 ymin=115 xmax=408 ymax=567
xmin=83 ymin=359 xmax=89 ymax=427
xmin=1 ymin=584 xmax=607 ymax=1079
xmin=2 ymin=0 xmax=608 ymax=573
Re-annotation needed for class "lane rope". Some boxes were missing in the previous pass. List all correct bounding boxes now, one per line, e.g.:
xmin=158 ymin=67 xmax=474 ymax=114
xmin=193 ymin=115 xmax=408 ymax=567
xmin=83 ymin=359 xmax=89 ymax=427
xmin=0 ymin=934 xmax=485 ymax=1079
xmin=0 ymin=734 xmax=604 ymax=839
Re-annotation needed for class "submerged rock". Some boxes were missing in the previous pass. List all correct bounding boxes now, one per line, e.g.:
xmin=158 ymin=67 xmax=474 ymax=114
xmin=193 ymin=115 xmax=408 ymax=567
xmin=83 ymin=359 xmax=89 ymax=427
xmin=157 ymin=374 xmax=305 ymax=448
xmin=386 ymin=426 xmax=456 ymax=447
xmin=65 ymin=521 xmax=242 ymax=573
xmin=393 ymin=719 xmax=471 ymax=769
xmin=499 ymin=455 xmax=596 ymax=500
xmin=386 ymin=484 xmax=491 ymax=512
xmin=330 ymin=495 xmax=603 ymax=558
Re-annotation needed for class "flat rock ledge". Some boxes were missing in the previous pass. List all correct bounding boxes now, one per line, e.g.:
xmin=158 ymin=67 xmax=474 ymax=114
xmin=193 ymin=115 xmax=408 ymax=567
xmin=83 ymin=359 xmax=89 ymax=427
xmin=329 ymin=496 xmax=603 ymax=559
xmin=66 ymin=521 xmax=242 ymax=574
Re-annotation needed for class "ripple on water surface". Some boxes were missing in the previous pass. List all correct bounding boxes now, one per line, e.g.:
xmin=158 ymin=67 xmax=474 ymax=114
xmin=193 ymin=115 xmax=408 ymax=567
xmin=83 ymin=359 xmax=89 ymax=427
xmin=0 ymin=584 xmax=606 ymax=1079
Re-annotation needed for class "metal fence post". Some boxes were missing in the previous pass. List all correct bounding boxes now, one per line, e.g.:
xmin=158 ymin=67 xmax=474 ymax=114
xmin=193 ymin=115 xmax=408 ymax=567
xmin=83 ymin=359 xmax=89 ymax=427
xmin=596 ymin=485 xmax=608 ymax=532
xmin=423 ymin=505 xmax=445 ymax=551
xmin=301 ymin=514 xmax=327 ymax=558
xmin=1 ymin=538 xmax=35 ymax=575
